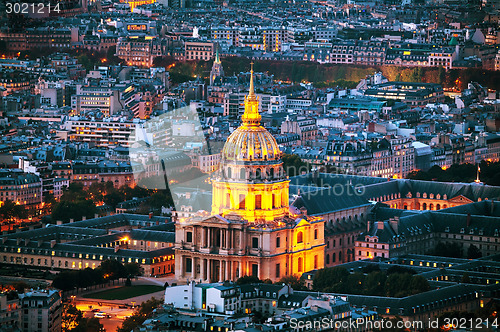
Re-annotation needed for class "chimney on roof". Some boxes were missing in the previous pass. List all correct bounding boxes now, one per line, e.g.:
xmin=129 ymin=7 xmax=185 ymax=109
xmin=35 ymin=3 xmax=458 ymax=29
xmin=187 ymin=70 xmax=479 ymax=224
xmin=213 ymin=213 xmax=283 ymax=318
xmin=2 ymin=237 xmax=6 ymax=244
xmin=69 ymin=218 xmax=74 ymax=223
xmin=149 ymin=212 xmax=153 ymax=219
xmin=467 ymin=213 xmax=471 ymax=227
xmin=389 ymin=217 xmax=399 ymax=234
xmin=16 ymin=238 xmax=21 ymax=246
xmin=82 ymin=216 xmax=86 ymax=221
xmin=50 ymin=240 xmax=57 ymax=248
xmin=24 ymin=239 xmax=30 ymax=246
xmin=94 ymin=213 xmax=99 ymax=219
xmin=367 ymin=221 xmax=371 ymax=233
xmin=37 ymin=239 xmax=43 ymax=247
xmin=377 ymin=221 xmax=385 ymax=230
xmin=114 ymin=245 xmax=119 ymax=253
xmin=300 ymin=207 xmax=307 ymax=217
xmin=57 ymin=220 xmax=63 ymax=226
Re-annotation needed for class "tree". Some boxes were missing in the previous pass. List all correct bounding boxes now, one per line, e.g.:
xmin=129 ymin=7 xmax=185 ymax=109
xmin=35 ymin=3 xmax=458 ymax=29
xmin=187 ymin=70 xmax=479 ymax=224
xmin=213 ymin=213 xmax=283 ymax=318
xmin=117 ymin=298 xmax=163 ymax=332
xmin=98 ymin=259 xmax=127 ymax=282
xmin=282 ymin=154 xmax=309 ymax=177
xmin=71 ymin=317 xmax=103 ymax=332
xmin=276 ymin=275 xmax=306 ymax=290
xmin=12 ymin=281 xmax=28 ymax=293
xmin=312 ymin=267 xmax=349 ymax=292
xmin=62 ymin=304 xmax=83 ymax=332
xmin=363 ymin=271 xmax=386 ymax=296
xmin=51 ymin=199 xmax=97 ymax=223
xmin=236 ymin=275 xmax=262 ymax=285
xmin=124 ymin=262 xmax=143 ymax=277
xmin=467 ymin=244 xmax=482 ymax=259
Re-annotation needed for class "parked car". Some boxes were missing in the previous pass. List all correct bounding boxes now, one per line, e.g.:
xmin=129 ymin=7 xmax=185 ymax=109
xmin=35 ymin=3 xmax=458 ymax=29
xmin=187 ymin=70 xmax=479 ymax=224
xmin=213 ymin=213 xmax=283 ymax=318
xmin=94 ymin=312 xmax=106 ymax=318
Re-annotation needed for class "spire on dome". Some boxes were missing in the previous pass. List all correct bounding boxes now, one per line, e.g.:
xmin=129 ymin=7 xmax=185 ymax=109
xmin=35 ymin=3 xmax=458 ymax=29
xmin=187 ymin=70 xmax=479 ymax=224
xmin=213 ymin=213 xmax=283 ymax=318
xmin=248 ymin=62 xmax=256 ymax=101
xmin=215 ymin=46 xmax=220 ymax=64
xmin=242 ymin=62 xmax=261 ymax=126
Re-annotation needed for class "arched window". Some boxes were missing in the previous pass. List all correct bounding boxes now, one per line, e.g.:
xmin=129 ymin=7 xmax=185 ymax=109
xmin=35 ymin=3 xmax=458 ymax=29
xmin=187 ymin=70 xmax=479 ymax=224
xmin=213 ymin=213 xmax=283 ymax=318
xmin=422 ymin=203 xmax=427 ymax=210
xmin=270 ymin=168 xmax=274 ymax=179
xmin=415 ymin=202 xmax=420 ymax=210
xmin=314 ymin=228 xmax=318 ymax=240
xmin=326 ymin=254 xmax=330 ymax=265
xmin=298 ymin=257 xmax=303 ymax=272
xmin=436 ymin=204 xmax=441 ymax=210
xmin=255 ymin=168 xmax=261 ymax=179
xmin=339 ymin=251 xmax=343 ymax=262
xmin=332 ymin=252 xmax=336 ymax=263
xmin=429 ymin=204 xmax=434 ymax=210
xmin=297 ymin=231 xmax=303 ymax=244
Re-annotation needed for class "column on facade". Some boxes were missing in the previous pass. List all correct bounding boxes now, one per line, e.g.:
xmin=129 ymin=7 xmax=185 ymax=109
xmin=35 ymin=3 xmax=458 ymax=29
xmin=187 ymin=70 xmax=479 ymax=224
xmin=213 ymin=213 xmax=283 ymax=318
xmin=201 ymin=258 xmax=206 ymax=281
xmin=191 ymin=256 xmax=196 ymax=279
xmin=219 ymin=260 xmax=223 ymax=282
xmin=207 ymin=259 xmax=211 ymax=282
xmin=208 ymin=228 xmax=212 ymax=248
xmin=226 ymin=260 xmax=231 ymax=280
xmin=179 ymin=255 xmax=184 ymax=278
xmin=202 ymin=227 xmax=206 ymax=248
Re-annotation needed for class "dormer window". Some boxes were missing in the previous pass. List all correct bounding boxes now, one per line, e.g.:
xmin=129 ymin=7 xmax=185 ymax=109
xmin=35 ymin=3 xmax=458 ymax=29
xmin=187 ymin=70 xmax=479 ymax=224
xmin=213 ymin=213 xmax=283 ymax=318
xmin=445 ymin=227 xmax=450 ymax=232
xmin=460 ymin=228 xmax=465 ymax=234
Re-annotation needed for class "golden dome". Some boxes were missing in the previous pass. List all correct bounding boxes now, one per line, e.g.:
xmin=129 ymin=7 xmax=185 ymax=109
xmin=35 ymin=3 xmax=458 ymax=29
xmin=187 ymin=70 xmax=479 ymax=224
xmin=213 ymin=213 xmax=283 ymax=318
xmin=222 ymin=125 xmax=281 ymax=162
xmin=221 ymin=63 xmax=281 ymax=163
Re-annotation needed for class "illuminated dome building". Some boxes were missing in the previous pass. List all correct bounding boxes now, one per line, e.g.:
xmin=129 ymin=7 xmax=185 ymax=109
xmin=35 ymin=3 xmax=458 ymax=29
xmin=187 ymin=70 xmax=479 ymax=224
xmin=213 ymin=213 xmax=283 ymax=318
xmin=175 ymin=65 xmax=324 ymax=284
xmin=211 ymin=64 xmax=289 ymax=222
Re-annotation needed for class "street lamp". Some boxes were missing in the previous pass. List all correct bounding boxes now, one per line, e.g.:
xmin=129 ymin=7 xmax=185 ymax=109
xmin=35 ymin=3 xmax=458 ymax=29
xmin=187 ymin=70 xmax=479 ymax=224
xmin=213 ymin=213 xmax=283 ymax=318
xmin=131 ymin=301 xmax=136 ymax=309
xmin=71 ymin=295 xmax=76 ymax=304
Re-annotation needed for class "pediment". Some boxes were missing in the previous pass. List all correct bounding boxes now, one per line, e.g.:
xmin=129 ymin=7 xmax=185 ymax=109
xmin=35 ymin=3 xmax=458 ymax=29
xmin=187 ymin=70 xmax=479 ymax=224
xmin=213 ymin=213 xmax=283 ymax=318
xmin=448 ymin=195 xmax=473 ymax=204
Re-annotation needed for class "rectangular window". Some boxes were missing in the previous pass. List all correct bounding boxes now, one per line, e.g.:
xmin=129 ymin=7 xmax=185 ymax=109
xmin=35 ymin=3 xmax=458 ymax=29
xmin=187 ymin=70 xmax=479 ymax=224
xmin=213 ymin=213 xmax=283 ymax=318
xmin=276 ymin=237 xmax=281 ymax=248
xmin=255 ymin=194 xmax=262 ymax=209
xmin=275 ymin=263 xmax=280 ymax=278
xmin=186 ymin=231 xmax=193 ymax=243
xmin=252 ymin=237 xmax=259 ymax=249
xmin=185 ymin=258 xmax=192 ymax=273
xmin=239 ymin=194 xmax=246 ymax=209
xmin=252 ymin=264 xmax=258 ymax=277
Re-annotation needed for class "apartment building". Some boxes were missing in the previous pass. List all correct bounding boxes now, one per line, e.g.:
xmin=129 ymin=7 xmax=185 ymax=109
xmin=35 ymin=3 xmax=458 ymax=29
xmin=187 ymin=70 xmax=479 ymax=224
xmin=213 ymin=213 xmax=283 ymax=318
xmin=184 ymin=40 xmax=214 ymax=61
xmin=19 ymin=290 xmax=62 ymax=332
xmin=0 ymin=169 xmax=42 ymax=208
xmin=60 ymin=117 xmax=143 ymax=147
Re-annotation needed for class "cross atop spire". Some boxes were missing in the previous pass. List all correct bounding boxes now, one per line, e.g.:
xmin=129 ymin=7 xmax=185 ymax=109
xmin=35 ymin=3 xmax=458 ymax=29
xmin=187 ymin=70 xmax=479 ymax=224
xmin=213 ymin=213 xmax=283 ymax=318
xmin=241 ymin=62 xmax=261 ymax=126
xmin=248 ymin=62 xmax=256 ymax=101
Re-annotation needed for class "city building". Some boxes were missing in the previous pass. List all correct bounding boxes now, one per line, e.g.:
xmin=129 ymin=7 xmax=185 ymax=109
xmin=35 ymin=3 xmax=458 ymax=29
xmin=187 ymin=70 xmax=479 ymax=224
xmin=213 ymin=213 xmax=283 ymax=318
xmin=174 ymin=66 xmax=325 ymax=283
xmin=18 ymin=289 xmax=62 ymax=332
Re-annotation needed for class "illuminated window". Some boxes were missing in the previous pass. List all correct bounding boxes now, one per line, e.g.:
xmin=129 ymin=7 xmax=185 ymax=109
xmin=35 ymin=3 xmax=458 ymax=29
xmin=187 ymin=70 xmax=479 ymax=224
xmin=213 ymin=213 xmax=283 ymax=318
xmin=297 ymin=231 xmax=303 ymax=244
